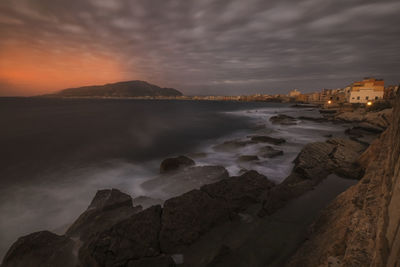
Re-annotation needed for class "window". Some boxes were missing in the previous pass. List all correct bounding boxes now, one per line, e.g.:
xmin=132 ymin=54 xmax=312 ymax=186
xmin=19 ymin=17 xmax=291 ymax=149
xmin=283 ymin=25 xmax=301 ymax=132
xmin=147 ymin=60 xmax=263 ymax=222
xmin=352 ymin=97 xmax=355 ymax=99
xmin=366 ymin=96 xmax=369 ymax=100
xmin=375 ymin=96 xmax=379 ymax=100
xmin=357 ymin=96 xmax=360 ymax=100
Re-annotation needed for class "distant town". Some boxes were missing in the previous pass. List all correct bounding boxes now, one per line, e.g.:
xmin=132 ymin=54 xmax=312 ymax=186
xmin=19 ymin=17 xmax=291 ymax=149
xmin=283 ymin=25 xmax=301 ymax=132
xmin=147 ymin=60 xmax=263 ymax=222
xmin=136 ymin=77 xmax=399 ymax=105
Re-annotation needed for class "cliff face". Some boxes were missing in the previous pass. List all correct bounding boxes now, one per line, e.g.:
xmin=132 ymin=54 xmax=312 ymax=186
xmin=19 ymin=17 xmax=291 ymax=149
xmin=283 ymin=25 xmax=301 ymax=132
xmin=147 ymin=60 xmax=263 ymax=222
xmin=287 ymin=93 xmax=400 ymax=267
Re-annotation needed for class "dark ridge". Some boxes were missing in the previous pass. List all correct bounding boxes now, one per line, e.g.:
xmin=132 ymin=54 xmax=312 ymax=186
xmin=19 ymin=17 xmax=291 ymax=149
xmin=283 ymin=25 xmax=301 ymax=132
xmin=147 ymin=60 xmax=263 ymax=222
xmin=43 ymin=80 xmax=182 ymax=97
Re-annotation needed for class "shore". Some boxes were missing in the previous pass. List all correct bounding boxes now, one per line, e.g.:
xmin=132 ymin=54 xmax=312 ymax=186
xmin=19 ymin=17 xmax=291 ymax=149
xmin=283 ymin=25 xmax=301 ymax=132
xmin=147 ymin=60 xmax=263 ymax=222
xmin=1 ymin=101 xmax=394 ymax=267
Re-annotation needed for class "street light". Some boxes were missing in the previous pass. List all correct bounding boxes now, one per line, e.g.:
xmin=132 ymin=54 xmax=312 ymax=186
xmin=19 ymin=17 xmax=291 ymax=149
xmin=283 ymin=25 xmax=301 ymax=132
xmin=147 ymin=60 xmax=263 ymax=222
xmin=328 ymin=100 xmax=332 ymax=104
xmin=367 ymin=101 xmax=372 ymax=106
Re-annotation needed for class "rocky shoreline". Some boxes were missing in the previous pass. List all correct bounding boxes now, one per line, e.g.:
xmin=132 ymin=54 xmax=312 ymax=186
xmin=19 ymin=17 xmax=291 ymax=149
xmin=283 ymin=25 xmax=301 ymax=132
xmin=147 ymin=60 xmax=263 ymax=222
xmin=1 ymin=100 xmax=396 ymax=267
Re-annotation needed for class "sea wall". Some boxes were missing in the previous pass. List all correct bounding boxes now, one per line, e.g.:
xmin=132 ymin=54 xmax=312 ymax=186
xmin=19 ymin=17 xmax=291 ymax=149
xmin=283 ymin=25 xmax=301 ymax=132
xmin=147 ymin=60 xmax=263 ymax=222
xmin=286 ymin=92 xmax=400 ymax=266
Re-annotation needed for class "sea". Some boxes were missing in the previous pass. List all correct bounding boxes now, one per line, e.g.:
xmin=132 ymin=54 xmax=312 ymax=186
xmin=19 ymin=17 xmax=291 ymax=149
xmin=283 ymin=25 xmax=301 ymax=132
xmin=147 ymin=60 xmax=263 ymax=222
xmin=0 ymin=97 xmax=348 ymax=260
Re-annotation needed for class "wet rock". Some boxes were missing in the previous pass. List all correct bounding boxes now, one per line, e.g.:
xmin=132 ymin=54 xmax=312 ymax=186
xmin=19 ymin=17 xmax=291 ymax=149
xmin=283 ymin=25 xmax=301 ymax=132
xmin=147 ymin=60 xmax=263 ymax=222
xmin=238 ymin=155 xmax=259 ymax=162
xmin=201 ymin=170 xmax=274 ymax=212
xmin=132 ymin=196 xmax=164 ymax=209
xmin=259 ymin=146 xmax=284 ymax=158
xmin=160 ymin=155 xmax=195 ymax=173
xmin=250 ymin=135 xmax=286 ymax=145
xmin=2 ymin=231 xmax=76 ymax=267
xmin=213 ymin=139 xmax=255 ymax=152
xmin=270 ymin=114 xmax=297 ymax=125
xmin=259 ymin=138 xmax=367 ymax=217
xmin=66 ymin=189 xmax=142 ymax=242
xmin=292 ymin=142 xmax=336 ymax=180
xmin=160 ymin=189 xmax=231 ymax=253
xmin=79 ymin=205 xmax=162 ymax=267
xmin=141 ymin=166 xmax=229 ymax=198
xmin=298 ymin=116 xmax=326 ymax=123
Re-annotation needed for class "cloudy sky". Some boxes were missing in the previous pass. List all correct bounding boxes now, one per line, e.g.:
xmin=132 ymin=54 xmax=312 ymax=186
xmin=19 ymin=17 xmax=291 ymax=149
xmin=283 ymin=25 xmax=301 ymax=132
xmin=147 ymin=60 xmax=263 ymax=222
xmin=0 ymin=0 xmax=399 ymax=96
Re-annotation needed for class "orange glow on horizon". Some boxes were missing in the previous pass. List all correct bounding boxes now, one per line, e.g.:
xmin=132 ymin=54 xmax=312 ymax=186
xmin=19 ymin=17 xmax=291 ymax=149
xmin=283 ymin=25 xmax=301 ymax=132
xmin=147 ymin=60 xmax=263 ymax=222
xmin=0 ymin=44 xmax=130 ymax=96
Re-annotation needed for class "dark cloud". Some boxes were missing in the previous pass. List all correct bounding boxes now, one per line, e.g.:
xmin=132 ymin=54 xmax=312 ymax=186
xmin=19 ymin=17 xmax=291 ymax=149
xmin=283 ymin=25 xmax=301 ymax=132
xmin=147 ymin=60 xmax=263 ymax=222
xmin=0 ymin=0 xmax=399 ymax=95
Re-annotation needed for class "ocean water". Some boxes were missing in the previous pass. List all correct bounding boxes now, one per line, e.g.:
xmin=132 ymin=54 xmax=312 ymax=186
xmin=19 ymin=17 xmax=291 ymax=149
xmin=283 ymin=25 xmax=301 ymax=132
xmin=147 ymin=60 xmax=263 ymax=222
xmin=0 ymin=98 xmax=347 ymax=260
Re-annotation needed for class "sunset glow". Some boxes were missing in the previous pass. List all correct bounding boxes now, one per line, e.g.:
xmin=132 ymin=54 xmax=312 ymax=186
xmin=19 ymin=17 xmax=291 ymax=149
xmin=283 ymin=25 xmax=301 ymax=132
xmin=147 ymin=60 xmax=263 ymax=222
xmin=0 ymin=44 xmax=128 ymax=95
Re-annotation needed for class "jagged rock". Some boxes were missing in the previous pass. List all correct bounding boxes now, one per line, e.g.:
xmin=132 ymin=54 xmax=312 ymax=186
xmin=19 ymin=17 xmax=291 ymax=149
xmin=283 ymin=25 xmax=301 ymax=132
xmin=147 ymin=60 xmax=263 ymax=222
xmin=259 ymin=138 xmax=367 ymax=217
xmin=258 ymin=146 xmax=284 ymax=158
xmin=132 ymin=196 xmax=164 ymax=209
xmin=201 ymin=171 xmax=274 ymax=211
xmin=298 ymin=116 xmax=326 ymax=122
xmin=269 ymin=114 xmax=297 ymax=125
xmin=213 ymin=140 xmax=255 ymax=152
xmin=160 ymin=189 xmax=231 ymax=253
xmin=250 ymin=135 xmax=286 ymax=145
xmin=237 ymin=155 xmax=259 ymax=162
xmin=66 ymin=189 xmax=142 ymax=242
xmin=79 ymin=205 xmax=162 ymax=267
xmin=142 ymin=166 xmax=229 ymax=198
xmin=2 ymin=231 xmax=76 ymax=267
xmin=127 ymin=255 xmax=176 ymax=267
xmin=160 ymin=155 xmax=195 ymax=173
xmin=292 ymin=142 xmax=336 ymax=180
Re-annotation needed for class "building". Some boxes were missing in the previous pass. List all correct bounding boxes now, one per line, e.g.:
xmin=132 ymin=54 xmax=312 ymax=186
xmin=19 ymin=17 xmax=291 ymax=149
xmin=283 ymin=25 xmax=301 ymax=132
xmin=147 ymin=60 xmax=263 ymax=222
xmin=347 ymin=78 xmax=384 ymax=103
xmin=288 ymin=89 xmax=301 ymax=97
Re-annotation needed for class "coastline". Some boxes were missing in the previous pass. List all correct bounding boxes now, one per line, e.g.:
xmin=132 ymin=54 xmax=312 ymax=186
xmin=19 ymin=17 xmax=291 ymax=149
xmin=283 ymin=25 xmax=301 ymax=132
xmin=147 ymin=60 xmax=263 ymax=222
xmin=0 ymin=99 xmax=390 ymax=266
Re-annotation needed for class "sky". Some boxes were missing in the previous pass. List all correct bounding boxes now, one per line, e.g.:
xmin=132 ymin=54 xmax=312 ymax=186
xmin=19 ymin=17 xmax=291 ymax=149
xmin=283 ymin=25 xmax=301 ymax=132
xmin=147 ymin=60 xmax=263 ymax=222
xmin=0 ymin=0 xmax=399 ymax=96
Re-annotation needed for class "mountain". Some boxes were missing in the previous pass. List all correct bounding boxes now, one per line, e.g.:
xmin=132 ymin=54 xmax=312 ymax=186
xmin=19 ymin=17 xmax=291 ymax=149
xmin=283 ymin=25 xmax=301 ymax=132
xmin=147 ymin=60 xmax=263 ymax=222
xmin=51 ymin=81 xmax=182 ymax=97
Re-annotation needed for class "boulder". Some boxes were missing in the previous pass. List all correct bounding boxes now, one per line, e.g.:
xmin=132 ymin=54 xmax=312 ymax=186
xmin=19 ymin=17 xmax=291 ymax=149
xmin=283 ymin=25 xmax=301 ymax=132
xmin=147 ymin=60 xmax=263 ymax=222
xmin=258 ymin=146 xmax=284 ymax=158
xmin=269 ymin=114 xmax=297 ymax=125
xmin=160 ymin=156 xmax=195 ymax=173
xmin=2 ymin=231 xmax=76 ymax=267
xmin=160 ymin=189 xmax=231 ymax=253
xmin=259 ymin=138 xmax=367 ymax=217
xmin=141 ymin=166 xmax=229 ymax=198
xmin=66 ymin=189 xmax=142 ymax=242
xmin=237 ymin=155 xmax=259 ymax=162
xmin=79 ymin=205 xmax=162 ymax=267
xmin=250 ymin=135 xmax=286 ymax=145
xmin=201 ymin=171 xmax=274 ymax=211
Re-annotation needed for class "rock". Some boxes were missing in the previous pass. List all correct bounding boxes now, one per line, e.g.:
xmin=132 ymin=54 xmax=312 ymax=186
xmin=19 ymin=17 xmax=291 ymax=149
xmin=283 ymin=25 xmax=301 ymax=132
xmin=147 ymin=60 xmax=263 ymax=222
xmin=319 ymin=109 xmax=337 ymax=114
xmin=259 ymin=138 xmax=367 ymax=217
xmin=250 ymin=135 xmax=286 ymax=145
xmin=79 ymin=205 xmax=162 ymax=267
xmin=127 ymin=255 xmax=176 ymax=267
xmin=292 ymin=142 xmax=336 ymax=180
xmin=282 ymin=99 xmax=400 ymax=267
xmin=269 ymin=114 xmax=297 ymax=125
xmin=160 ymin=155 xmax=195 ymax=173
xmin=298 ymin=116 xmax=326 ymax=122
xmin=132 ymin=196 xmax=164 ymax=209
xmin=355 ymin=122 xmax=384 ymax=133
xmin=237 ymin=155 xmax=259 ymax=162
xmin=141 ymin=166 xmax=229 ymax=198
xmin=258 ymin=146 xmax=284 ymax=158
xmin=2 ymin=231 xmax=76 ymax=267
xmin=160 ymin=189 xmax=231 ymax=253
xmin=213 ymin=140 xmax=255 ymax=152
xmin=66 ymin=189 xmax=142 ymax=242
xmin=201 ymin=170 xmax=274 ymax=211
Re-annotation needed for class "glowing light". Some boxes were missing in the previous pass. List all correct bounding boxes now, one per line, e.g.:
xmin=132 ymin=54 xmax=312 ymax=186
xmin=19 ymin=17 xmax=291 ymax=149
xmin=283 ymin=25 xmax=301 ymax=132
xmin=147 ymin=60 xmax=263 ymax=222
xmin=328 ymin=100 xmax=332 ymax=104
xmin=367 ymin=101 xmax=373 ymax=106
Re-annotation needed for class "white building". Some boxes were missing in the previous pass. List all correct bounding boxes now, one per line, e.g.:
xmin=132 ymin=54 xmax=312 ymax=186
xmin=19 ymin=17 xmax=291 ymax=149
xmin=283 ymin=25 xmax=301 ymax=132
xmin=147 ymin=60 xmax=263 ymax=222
xmin=347 ymin=78 xmax=384 ymax=103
